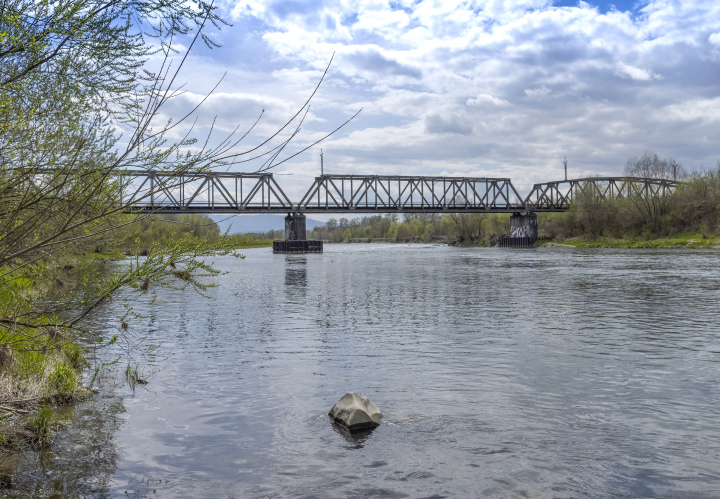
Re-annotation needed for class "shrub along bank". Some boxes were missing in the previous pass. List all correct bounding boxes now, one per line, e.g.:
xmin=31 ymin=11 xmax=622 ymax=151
xmin=249 ymin=213 xmax=513 ymax=246
xmin=537 ymin=163 xmax=720 ymax=246
xmin=0 ymin=213 xmax=246 ymax=452
xmin=539 ymin=232 xmax=720 ymax=248
xmin=0 ymin=274 xmax=90 ymax=451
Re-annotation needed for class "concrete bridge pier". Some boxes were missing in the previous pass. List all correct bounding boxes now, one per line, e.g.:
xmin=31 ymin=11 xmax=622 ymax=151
xmin=510 ymin=212 xmax=538 ymax=239
xmin=499 ymin=212 xmax=539 ymax=247
xmin=273 ymin=213 xmax=323 ymax=254
xmin=284 ymin=213 xmax=307 ymax=241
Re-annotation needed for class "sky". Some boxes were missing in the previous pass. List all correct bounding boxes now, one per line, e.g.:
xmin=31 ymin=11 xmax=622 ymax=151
xmin=153 ymin=0 xmax=720 ymax=200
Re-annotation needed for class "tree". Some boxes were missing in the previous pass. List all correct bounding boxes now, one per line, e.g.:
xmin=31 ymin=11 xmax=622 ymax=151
xmin=448 ymin=213 xmax=483 ymax=243
xmin=0 ymin=0 xmax=356 ymax=389
xmin=670 ymin=163 xmax=720 ymax=235
xmin=624 ymin=151 xmax=686 ymax=181
xmin=622 ymin=152 xmax=683 ymax=230
xmin=568 ymin=181 xmax=620 ymax=237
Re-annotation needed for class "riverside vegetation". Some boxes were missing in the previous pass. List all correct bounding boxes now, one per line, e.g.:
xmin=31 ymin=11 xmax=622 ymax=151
xmin=0 ymin=0 xmax=345 ymax=458
xmin=0 ymin=0 xmax=237 ymax=453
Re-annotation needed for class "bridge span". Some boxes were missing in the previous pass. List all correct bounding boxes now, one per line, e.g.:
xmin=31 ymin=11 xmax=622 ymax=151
xmin=121 ymin=171 xmax=678 ymax=215
xmin=119 ymin=171 xmax=679 ymax=252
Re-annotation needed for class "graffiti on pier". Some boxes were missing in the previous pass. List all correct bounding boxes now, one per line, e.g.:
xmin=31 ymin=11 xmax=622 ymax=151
xmin=510 ymin=226 xmax=530 ymax=238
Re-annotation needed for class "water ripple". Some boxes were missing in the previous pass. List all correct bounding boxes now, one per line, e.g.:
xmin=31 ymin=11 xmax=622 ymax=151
xmin=10 ymin=245 xmax=720 ymax=498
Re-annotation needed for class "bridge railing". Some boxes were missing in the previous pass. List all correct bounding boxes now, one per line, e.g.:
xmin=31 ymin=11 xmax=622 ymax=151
xmin=523 ymin=177 xmax=680 ymax=211
xmin=297 ymin=175 xmax=525 ymax=213
xmin=120 ymin=171 xmax=294 ymax=213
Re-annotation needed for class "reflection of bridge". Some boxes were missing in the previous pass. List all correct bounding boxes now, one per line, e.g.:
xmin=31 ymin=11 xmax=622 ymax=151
xmin=121 ymin=172 xmax=679 ymax=214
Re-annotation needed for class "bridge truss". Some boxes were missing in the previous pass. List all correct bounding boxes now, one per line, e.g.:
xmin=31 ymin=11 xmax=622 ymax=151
xmin=523 ymin=177 xmax=679 ymax=211
xmin=121 ymin=171 xmax=294 ymax=213
xmin=122 ymin=172 xmax=527 ymax=213
xmin=119 ymin=171 xmax=680 ymax=214
xmin=297 ymin=175 xmax=524 ymax=213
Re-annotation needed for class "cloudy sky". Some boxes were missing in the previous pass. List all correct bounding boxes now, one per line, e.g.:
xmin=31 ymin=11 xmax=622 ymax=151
xmin=157 ymin=0 xmax=720 ymax=198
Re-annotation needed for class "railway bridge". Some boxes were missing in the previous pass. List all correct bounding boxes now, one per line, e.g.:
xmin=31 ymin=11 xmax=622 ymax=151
xmin=120 ymin=171 xmax=679 ymax=251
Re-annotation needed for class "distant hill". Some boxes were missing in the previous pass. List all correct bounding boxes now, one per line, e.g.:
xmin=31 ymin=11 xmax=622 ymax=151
xmin=211 ymin=214 xmax=324 ymax=235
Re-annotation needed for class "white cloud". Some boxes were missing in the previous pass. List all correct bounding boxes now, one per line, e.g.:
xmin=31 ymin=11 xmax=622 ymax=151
xmin=424 ymin=112 xmax=473 ymax=135
xmin=467 ymin=94 xmax=511 ymax=107
xmin=169 ymin=0 xmax=720 ymax=182
xmin=662 ymin=97 xmax=720 ymax=123
xmin=615 ymin=63 xmax=662 ymax=81
xmin=524 ymin=86 xmax=552 ymax=99
xmin=154 ymin=91 xmax=314 ymax=132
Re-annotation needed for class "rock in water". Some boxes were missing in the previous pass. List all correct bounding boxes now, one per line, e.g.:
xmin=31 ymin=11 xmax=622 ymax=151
xmin=328 ymin=392 xmax=383 ymax=431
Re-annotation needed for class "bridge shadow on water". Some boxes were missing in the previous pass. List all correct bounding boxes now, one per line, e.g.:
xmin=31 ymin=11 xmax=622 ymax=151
xmin=284 ymin=256 xmax=307 ymax=288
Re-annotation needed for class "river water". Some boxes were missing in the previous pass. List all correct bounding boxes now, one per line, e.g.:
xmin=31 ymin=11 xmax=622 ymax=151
xmin=5 ymin=244 xmax=720 ymax=498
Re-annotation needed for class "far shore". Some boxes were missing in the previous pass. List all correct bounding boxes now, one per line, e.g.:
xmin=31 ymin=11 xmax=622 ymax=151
xmin=538 ymin=232 xmax=720 ymax=249
xmin=258 ymin=231 xmax=720 ymax=249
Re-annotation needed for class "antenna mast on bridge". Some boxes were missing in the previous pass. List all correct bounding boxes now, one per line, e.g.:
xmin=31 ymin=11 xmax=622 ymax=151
xmin=563 ymin=156 xmax=567 ymax=181
xmin=321 ymin=149 xmax=324 ymax=176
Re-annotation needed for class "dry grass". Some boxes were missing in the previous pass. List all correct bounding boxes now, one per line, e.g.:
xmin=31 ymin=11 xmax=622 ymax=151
xmin=0 ymin=347 xmax=90 ymax=451
xmin=0 ymin=345 xmax=15 ymax=371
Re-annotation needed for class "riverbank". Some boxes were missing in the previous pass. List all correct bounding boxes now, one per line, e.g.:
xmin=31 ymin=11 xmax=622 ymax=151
xmin=231 ymin=238 xmax=274 ymax=248
xmin=0 ymin=231 xmax=260 ymax=457
xmin=539 ymin=232 xmax=720 ymax=249
xmin=0 ymin=260 xmax=98 ymax=456
xmin=0 ymin=333 xmax=91 ymax=454
xmin=317 ymin=231 xmax=720 ymax=249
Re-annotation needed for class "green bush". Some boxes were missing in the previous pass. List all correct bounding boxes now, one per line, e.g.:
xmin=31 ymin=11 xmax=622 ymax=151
xmin=27 ymin=405 xmax=53 ymax=445
xmin=15 ymin=349 xmax=46 ymax=378
xmin=63 ymin=343 xmax=87 ymax=369
xmin=48 ymin=362 xmax=76 ymax=394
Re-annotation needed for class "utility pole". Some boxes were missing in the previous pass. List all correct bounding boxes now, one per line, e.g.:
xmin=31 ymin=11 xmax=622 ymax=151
xmin=563 ymin=156 xmax=568 ymax=181
xmin=321 ymin=149 xmax=324 ymax=176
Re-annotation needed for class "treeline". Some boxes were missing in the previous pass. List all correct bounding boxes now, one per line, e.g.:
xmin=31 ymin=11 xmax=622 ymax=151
xmin=306 ymin=213 xmax=511 ymax=245
xmin=541 ymin=153 xmax=720 ymax=240
xmin=250 ymin=213 xmax=511 ymax=246
xmin=67 ymin=214 xmax=229 ymax=256
xmin=114 ymin=214 xmax=222 ymax=253
xmin=249 ymin=152 xmax=720 ymax=246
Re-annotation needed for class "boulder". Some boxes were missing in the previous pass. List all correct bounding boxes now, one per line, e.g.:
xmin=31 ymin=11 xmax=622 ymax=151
xmin=328 ymin=392 xmax=382 ymax=431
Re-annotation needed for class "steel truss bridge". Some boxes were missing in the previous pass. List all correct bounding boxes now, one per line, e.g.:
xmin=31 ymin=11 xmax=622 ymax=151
xmin=120 ymin=171 xmax=680 ymax=214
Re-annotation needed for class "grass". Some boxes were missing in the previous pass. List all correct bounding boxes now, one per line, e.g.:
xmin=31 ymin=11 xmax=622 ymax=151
xmin=541 ymin=232 xmax=720 ymax=249
xmin=1 ymin=333 xmax=88 ymax=403
xmin=26 ymin=405 xmax=52 ymax=445
xmin=0 ymin=401 xmax=73 ymax=451
xmin=0 ymin=327 xmax=90 ymax=452
xmin=229 ymin=237 xmax=274 ymax=249
xmin=125 ymin=364 xmax=148 ymax=393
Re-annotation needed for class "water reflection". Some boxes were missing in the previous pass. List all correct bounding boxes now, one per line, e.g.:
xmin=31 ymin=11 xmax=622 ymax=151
xmin=284 ymin=256 xmax=307 ymax=287
xmin=3 ymin=393 xmax=123 ymax=497
xmin=9 ymin=246 xmax=720 ymax=497
xmin=330 ymin=420 xmax=378 ymax=449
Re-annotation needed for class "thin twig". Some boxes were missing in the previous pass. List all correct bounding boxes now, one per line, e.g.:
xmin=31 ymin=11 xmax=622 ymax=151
xmin=0 ymin=405 xmax=30 ymax=414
